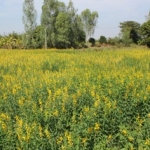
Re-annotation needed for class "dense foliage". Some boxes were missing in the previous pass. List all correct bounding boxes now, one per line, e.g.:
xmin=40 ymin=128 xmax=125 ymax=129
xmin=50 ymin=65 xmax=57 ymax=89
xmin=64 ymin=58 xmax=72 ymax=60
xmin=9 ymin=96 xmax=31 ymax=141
xmin=140 ymin=20 xmax=150 ymax=48
xmin=41 ymin=0 xmax=94 ymax=49
xmin=0 ymin=49 xmax=150 ymax=149
xmin=119 ymin=21 xmax=141 ymax=44
xmin=22 ymin=0 xmax=37 ymax=49
xmin=81 ymin=9 xmax=99 ymax=41
xmin=0 ymin=0 xmax=150 ymax=49
xmin=89 ymin=37 xmax=96 ymax=46
xmin=99 ymin=36 xmax=107 ymax=44
xmin=0 ymin=32 xmax=23 ymax=49
xmin=0 ymin=0 xmax=98 ymax=49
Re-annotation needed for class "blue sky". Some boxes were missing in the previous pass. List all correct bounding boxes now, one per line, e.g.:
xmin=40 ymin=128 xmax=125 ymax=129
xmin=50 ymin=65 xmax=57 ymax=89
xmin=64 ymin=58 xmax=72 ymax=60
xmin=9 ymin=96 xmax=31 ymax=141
xmin=0 ymin=0 xmax=150 ymax=39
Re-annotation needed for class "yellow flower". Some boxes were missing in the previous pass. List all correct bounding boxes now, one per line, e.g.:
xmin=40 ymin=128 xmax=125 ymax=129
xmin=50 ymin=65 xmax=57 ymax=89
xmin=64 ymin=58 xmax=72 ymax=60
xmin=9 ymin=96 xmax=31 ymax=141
xmin=136 ymin=93 xmax=140 ymax=98
xmin=84 ymin=107 xmax=89 ymax=112
xmin=38 ymin=99 xmax=42 ymax=105
xmin=94 ymin=100 xmax=99 ymax=108
xmin=57 ymin=136 xmax=63 ymax=144
xmin=72 ymin=94 xmax=77 ymax=100
xmin=12 ymin=88 xmax=17 ymax=95
xmin=146 ymin=85 xmax=150 ymax=91
xmin=82 ymin=137 xmax=87 ymax=144
xmin=67 ymin=134 xmax=73 ymax=146
xmin=136 ymin=115 xmax=144 ymax=127
xmin=108 ymin=135 xmax=112 ymax=140
xmin=44 ymin=129 xmax=50 ymax=139
xmin=108 ymin=90 xmax=111 ymax=95
xmin=3 ymin=94 xmax=7 ymax=100
xmin=103 ymin=96 xmax=108 ymax=102
xmin=121 ymin=130 xmax=127 ymax=136
xmin=39 ymin=125 xmax=43 ymax=137
xmin=94 ymin=123 xmax=100 ymax=131
xmin=47 ymin=89 xmax=52 ymax=96
xmin=130 ymin=145 xmax=134 ymax=150
xmin=1 ymin=123 xmax=7 ymax=131
xmin=17 ymin=133 xmax=21 ymax=141
xmin=18 ymin=99 xmax=23 ymax=105
xmin=25 ymin=124 xmax=31 ymax=141
xmin=128 ymin=136 xmax=134 ymax=142
xmin=65 ymin=131 xmax=73 ymax=146
xmin=91 ymin=91 xmax=95 ymax=97
xmin=53 ymin=110 xmax=58 ymax=116
xmin=64 ymin=87 xmax=68 ymax=93
xmin=1 ymin=113 xmax=9 ymax=120
xmin=56 ymin=89 xmax=62 ymax=96
xmin=62 ymin=104 xmax=66 ymax=112
xmin=144 ymin=96 xmax=147 ymax=100
xmin=147 ymin=113 xmax=150 ymax=118
xmin=88 ymin=127 xmax=93 ymax=133
xmin=61 ymin=145 xmax=66 ymax=150
xmin=15 ymin=116 xmax=23 ymax=127
xmin=64 ymin=131 xmax=68 ymax=137
xmin=22 ymin=136 xmax=26 ymax=141
xmin=79 ymin=113 xmax=83 ymax=119
xmin=107 ymin=102 xmax=111 ymax=109
xmin=71 ymin=115 xmax=76 ymax=123
xmin=77 ymin=91 xmax=81 ymax=97
xmin=145 ymin=139 xmax=150 ymax=145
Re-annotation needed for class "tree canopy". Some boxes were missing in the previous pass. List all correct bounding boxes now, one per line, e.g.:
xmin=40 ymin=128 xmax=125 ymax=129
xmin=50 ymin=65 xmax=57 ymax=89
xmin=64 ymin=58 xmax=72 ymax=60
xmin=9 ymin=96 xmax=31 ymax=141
xmin=1 ymin=1 xmax=150 ymax=49
xmin=40 ymin=0 xmax=96 ymax=48
xmin=22 ymin=0 xmax=37 ymax=49
xmin=81 ymin=9 xmax=99 ymax=41
xmin=146 ymin=12 xmax=150 ymax=21
xmin=99 ymin=36 xmax=107 ymax=44
xmin=119 ymin=21 xmax=141 ymax=44
xmin=140 ymin=20 xmax=150 ymax=48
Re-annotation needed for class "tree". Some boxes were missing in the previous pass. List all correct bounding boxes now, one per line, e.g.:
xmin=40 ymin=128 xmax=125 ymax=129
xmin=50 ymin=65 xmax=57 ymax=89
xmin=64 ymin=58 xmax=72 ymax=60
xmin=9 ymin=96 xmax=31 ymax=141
xmin=119 ymin=21 xmax=141 ymax=44
xmin=107 ymin=36 xmax=122 ymax=46
xmin=32 ymin=25 xmax=45 ymax=48
xmin=121 ymin=29 xmax=133 ymax=46
xmin=67 ymin=0 xmax=85 ymax=48
xmin=146 ymin=11 xmax=150 ymax=21
xmin=81 ymin=9 xmax=98 ymax=41
xmin=99 ymin=36 xmax=107 ymax=44
xmin=0 ymin=32 xmax=23 ymax=49
xmin=55 ymin=12 xmax=71 ymax=48
xmin=89 ymin=38 xmax=95 ymax=46
xmin=129 ymin=29 xmax=140 ymax=44
xmin=22 ymin=0 xmax=37 ymax=49
xmin=41 ymin=0 xmax=85 ymax=49
xmin=140 ymin=20 xmax=150 ymax=48
xmin=41 ymin=0 xmax=66 ymax=48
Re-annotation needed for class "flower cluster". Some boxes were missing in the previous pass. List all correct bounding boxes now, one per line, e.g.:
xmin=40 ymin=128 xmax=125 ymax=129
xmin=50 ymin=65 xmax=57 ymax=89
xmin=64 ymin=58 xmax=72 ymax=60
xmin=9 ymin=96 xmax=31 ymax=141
xmin=0 ymin=48 xmax=150 ymax=149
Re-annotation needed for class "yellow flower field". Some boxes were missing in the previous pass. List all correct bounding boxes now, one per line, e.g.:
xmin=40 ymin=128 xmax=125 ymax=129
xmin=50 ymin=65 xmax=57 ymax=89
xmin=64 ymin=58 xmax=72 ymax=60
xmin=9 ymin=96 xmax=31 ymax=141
xmin=0 ymin=48 xmax=150 ymax=149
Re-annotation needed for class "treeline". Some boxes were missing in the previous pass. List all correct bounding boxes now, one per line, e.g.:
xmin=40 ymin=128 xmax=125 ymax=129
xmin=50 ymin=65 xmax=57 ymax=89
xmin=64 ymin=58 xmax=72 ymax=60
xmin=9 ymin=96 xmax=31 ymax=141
xmin=0 ymin=0 xmax=150 ymax=49
xmin=0 ymin=0 xmax=99 ymax=49
xmin=22 ymin=0 xmax=98 ymax=49
xmin=98 ymin=18 xmax=150 ymax=48
xmin=0 ymin=32 xmax=23 ymax=49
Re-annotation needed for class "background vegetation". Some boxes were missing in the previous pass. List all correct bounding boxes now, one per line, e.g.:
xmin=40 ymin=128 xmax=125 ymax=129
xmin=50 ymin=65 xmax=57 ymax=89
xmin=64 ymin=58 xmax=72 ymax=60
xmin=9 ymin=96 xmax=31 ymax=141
xmin=0 ymin=0 xmax=149 ymax=49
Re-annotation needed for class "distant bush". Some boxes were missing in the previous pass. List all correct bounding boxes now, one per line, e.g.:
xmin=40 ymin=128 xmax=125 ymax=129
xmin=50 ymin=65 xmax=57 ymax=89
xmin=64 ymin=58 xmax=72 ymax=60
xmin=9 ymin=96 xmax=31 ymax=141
xmin=107 ymin=37 xmax=121 ymax=46
xmin=89 ymin=38 xmax=96 ymax=46
xmin=99 ymin=36 xmax=107 ymax=44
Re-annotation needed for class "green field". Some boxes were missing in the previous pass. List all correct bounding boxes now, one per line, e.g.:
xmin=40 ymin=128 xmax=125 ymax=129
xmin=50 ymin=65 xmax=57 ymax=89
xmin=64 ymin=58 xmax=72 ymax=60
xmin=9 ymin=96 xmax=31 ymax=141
xmin=0 ymin=48 xmax=150 ymax=149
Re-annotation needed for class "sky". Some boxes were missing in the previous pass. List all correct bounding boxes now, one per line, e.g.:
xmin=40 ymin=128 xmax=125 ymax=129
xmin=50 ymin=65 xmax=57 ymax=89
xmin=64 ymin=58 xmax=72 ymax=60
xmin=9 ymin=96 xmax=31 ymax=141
xmin=0 ymin=0 xmax=150 ymax=39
